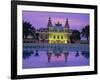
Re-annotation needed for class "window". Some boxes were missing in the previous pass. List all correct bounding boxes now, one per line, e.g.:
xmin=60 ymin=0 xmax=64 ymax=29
xmin=61 ymin=36 xmax=63 ymax=39
xmin=57 ymin=35 xmax=59 ymax=39
xmin=53 ymin=35 xmax=56 ymax=39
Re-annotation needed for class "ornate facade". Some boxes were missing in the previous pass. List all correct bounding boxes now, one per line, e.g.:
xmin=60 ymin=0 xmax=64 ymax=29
xmin=37 ymin=17 xmax=71 ymax=44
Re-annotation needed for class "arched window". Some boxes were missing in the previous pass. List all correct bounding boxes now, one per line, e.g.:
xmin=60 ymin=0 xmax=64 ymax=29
xmin=53 ymin=35 xmax=56 ymax=39
xmin=57 ymin=35 xmax=59 ymax=39
xmin=61 ymin=36 xmax=63 ymax=39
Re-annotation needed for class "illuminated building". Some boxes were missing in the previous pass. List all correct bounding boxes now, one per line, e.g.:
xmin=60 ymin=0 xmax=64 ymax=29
xmin=35 ymin=17 xmax=71 ymax=44
xmin=47 ymin=17 xmax=71 ymax=44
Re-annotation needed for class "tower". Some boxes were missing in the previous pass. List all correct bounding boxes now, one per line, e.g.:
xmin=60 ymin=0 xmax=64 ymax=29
xmin=64 ymin=18 xmax=70 ymax=43
xmin=64 ymin=18 xmax=69 ymax=32
xmin=47 ymin=17 xmax=52 ymax=31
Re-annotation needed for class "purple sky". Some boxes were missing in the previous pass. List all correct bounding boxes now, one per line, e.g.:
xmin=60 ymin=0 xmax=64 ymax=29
xmin=22 ymin=11 xmax=89 ymax=30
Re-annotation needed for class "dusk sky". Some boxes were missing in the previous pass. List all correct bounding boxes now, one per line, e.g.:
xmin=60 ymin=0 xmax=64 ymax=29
xmin=22 ymin=11 xmax=90 ymax=30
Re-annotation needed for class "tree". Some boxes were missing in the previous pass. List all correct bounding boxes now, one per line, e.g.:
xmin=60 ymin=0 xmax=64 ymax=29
xmin=23 ymin=21 xmax=36 ymax=39
xmin=23 ymin=21 xmax=40 ymax=56
xmin=70 ymin=30 xmax=81 ymax=57
xmin=70 ymin=30 xmax=81 ymax=43
xmin=29 ymin=26 xmax=36 ymax=39
xmin=23 ymin=21 xmax=31 ymax=38
xmin=81 ymin=25 xmax=89 ymax=40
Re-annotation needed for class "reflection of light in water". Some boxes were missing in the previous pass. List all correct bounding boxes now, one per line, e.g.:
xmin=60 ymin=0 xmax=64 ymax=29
xmin=50 ymin=54 xmax=65 ymax=61
xmin=23 ymin=50 xmax=89 ymax=69
xmin=81 ymin=51 xmax=89 ymax=59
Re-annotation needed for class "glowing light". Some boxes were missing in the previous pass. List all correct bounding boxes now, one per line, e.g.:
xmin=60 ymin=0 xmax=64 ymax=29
xmin=49 ymin=32 xmax=68 ymax=44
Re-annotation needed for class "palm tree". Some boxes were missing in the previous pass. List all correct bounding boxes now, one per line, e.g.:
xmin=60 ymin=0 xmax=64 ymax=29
xmin=81 ymin=25 xmax=89 ymax=40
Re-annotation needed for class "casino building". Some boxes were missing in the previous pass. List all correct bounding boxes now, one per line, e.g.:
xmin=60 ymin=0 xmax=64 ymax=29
xmin=37 ymin=17 xmax=71 ymax=44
